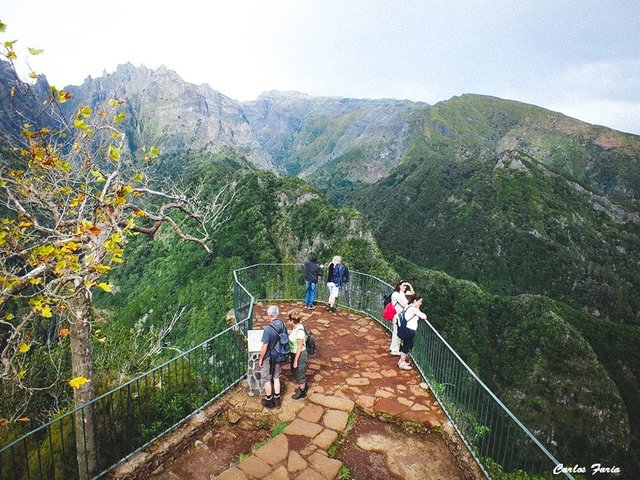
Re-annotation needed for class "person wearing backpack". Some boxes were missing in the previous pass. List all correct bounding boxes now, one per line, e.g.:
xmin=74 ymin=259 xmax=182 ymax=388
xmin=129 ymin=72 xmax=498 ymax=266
xmin=287 ymin=310 xmax=309 ymax=399
xmin=258 ymin=305 xmax=289 ymax=409
xmin=326 ymin=255 xmax=349 ymax=312
xmin=389 ymin=280 xmax=414 ymax=356
xmin=397 ymin=294 xmax=427 ymax=371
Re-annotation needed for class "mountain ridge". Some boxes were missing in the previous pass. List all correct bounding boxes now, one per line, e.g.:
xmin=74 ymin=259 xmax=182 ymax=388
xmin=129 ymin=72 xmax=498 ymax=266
xmin=2 ymin=61 xmax=640 ymax=474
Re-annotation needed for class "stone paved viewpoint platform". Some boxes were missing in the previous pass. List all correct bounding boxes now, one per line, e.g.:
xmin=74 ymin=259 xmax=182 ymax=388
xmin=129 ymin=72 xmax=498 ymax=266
xmin=112 ymin=302 xmax=481 ymax=479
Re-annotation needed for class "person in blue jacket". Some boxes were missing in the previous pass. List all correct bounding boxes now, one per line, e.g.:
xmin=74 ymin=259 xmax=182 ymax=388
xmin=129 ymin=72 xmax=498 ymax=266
xmin=326 ymin=255 xmax=349 ymax=312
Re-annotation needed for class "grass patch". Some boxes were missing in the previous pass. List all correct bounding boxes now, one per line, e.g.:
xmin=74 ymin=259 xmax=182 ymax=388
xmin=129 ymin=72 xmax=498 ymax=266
xmin=337 ymin=465 xmax=352 ymax=480
xmin=270 ymin=420 xmax=288 ymax=437
xmin=327 ymin=442 xmax=339 ymax=458
xmin=347 ymin=410 xmax=357 ymax=427
xmin=251 ymin=440 xmax=267 ymax=452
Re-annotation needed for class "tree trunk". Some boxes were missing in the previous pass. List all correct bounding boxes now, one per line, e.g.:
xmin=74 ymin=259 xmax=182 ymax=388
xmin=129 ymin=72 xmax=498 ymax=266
xmin=70 ymin=289 xmax=97 ymax=480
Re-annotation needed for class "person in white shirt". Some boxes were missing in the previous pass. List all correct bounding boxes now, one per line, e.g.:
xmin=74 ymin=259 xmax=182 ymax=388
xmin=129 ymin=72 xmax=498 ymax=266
xmin=288 ymin=310 xmax=309 ymax=399
xmin=398 ymin=294 xmax=427 ymax=370
xmin=389 ymin=281 xmax=414 ymax=355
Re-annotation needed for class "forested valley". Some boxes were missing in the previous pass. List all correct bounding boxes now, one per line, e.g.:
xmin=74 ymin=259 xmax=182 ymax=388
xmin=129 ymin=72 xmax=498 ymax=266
xmin=1 ymin=46 xmax=639 ymax=477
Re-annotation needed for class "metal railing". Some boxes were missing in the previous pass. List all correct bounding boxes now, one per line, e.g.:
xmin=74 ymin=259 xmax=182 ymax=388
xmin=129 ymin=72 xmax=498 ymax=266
xmin=2 ymin=263 xmax=571 ymax=479
xmin=0 ymin=319 xmax=249 ymax=480
xmin=233 ymin=263 xmax=571 ymax=480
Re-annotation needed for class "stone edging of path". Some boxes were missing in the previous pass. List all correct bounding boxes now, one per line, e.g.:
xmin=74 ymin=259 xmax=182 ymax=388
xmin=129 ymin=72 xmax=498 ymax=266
xmin=215 ymin=393 xmax=355 ymax=480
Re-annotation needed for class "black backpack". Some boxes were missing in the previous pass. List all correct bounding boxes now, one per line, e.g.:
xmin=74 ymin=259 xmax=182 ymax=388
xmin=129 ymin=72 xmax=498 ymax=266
xmin=302 ymin=325 xmax=317 ymax=355
xmin=397 ymin=307 xmax=411 ymax=339
xmin=383 ymin=292 xmax=393 ymax=307
xmin=267 ymin=322 xmax=291 ymax=363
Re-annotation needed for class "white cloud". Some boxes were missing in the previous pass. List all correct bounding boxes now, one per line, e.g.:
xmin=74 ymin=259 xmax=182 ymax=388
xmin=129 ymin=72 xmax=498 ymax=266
xmin=549 ymin=99 xmax=640 ymax=136
xmin=552 ymin=59 xmax=640 ymax=102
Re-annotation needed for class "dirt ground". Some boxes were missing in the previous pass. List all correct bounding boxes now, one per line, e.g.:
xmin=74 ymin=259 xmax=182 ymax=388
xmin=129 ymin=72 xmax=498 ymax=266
xmin=335 ymin=411 xmax=466 ymax=480
xmin=151 ymin=420 xmax=271 ymax=479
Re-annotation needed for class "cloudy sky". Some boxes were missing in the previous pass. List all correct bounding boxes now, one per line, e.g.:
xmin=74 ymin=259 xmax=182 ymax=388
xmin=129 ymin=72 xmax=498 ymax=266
xmin=3 ymin=0 xmax=640 ymax=134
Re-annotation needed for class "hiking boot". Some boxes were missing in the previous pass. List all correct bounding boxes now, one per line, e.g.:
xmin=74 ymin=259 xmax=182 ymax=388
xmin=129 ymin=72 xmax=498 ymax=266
xmin=398 ymin=362 xmax=412 ymax=370
xmin=262 ymin=397 xmax=276 ymax=409
xmin=274 ymin=395 xmax=282 ymax=408
xmin=291 ymin=387 xmax=307 ymax=400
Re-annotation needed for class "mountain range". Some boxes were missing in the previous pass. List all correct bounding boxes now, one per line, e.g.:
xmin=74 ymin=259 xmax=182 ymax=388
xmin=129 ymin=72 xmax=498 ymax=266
xmin=2 ymin=60 xmax=639 ymax=474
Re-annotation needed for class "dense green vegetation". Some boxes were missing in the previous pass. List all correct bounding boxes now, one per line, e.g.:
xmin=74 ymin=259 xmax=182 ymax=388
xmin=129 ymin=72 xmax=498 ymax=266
xmin=3 ymin=62 xmax=639 ymax=477
xmin=390 ymin=255 xmax=639 ymax=474
xmin=347 ymin=99 xmax=640 ymax=327
xmin=96 ymin=153 xmax=394 ymax=350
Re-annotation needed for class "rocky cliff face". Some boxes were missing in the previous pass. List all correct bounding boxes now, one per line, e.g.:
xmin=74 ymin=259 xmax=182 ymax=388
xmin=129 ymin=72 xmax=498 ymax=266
xmin=61 ymin=63 xmax=276 ymax=170
xmin=242 ymin=91 xmax=427 ymax=183
xmin=0 ymin=61 xmax=57 ymax=145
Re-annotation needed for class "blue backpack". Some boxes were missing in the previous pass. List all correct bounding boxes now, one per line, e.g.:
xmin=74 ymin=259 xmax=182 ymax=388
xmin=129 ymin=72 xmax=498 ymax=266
xmin=268 ymin=322 xmax=291 ymax=363
xmin=397 ymin=307 xmax=411 ymax=339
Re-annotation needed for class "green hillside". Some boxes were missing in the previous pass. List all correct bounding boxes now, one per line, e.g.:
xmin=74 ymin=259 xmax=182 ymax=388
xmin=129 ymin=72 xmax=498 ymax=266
xmin=348 ymin=95 xmax=640 ymax=326
xmin=390 ymin=256 xmax=639 ymax=474
xmin=97 ymin=155 xmax=394 ymax=349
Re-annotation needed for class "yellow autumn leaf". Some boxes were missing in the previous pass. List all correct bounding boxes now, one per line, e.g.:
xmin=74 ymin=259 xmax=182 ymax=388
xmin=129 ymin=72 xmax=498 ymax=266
xmin=57 ymin=90 xmax=72 ymax=103
xmin=133 ymin=172 xmax=144 ymax=182
xmin=19 ymin=342 xmax=31 ymax=353
xmin=18 ymin=369 xmax=26 ymax=379
xmin=70 ymin=194 xmax=85 ymax=207
xmin=4 ymin=313 xmax=14 ymax=320
xmin=40 ymin=305 xmax=53 ymax=318
xmin=73 ymin=118 xmax=88 ymax=130
xmin=108 ymin=145 xmax=120 ymax=162
xmin=65 ymin=241 xmax=79 ymax=251
xmin=28 ymin=47 xmax=44 ymax=55
xmin=96 ymin=282 xmax=113 ymax=292
xmin=91 ymin=169 xmax=106 ymax=183
xmin=68 ymin=376 xmax=90 ymax=389
xmin=94 ymin=264 xmax=112 ymax=274
xmin=16 ymin=417 xmax=31 ymax=422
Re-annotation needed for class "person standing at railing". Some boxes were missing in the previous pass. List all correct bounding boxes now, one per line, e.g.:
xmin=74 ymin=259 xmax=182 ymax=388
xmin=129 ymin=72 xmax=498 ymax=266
xmin=326 ymin=255 xmax=349 ymax=312
xmin=303 ymin=253 xmax=324 ymax=309
xmin=258 ymin=305 xmax=287 ymax=409
xmin=398 ymin=294 xmax=427 ymax=371
xmin=288 ymin=310 xmax=309 ymax=399
xmin=389 ymin=280 xmax=414 ymax=356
